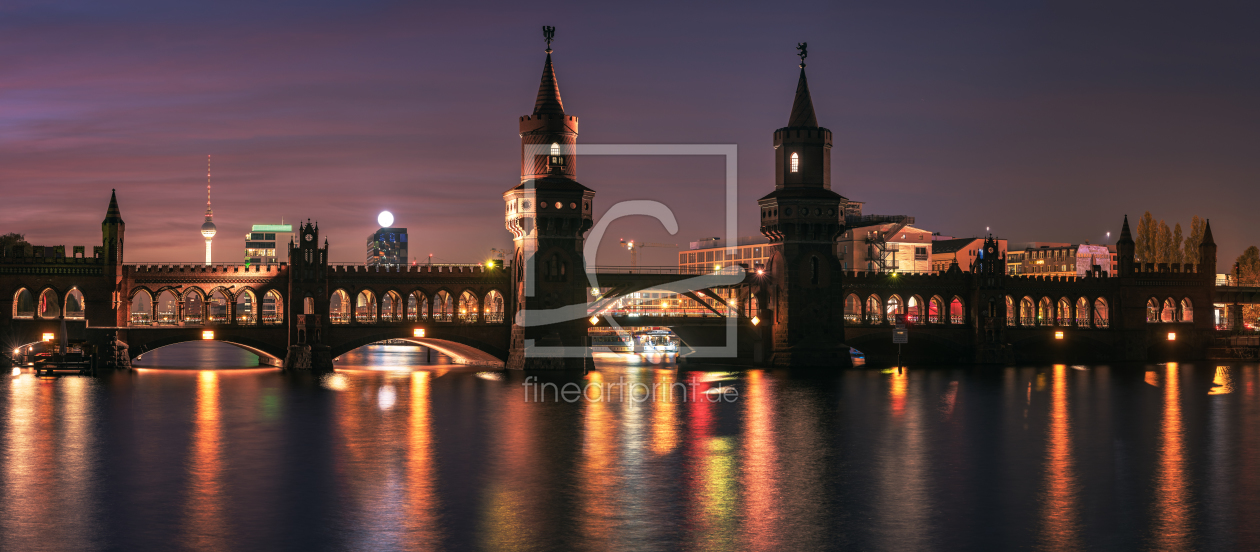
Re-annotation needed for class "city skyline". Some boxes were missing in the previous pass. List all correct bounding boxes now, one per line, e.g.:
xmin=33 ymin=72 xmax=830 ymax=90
xmin=2 ymin=2 xmax=1257 ymax=266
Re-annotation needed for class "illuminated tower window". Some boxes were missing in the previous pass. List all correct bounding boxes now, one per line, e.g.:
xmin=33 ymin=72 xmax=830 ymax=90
xmin=550 ymin=142 xmax=560 ymax=156
xmin=790 ymin=152 xmax=799 ymax=173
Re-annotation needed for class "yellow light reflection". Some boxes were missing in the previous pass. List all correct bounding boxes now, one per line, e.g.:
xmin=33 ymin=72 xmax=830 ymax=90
xmin=890 ymin=369 xmax=908 ymax=417
xmin=1038 ymin=365 xmax=1079 ymax=549
xmin=182 ymin=371 xmax=226 ymax=550
xmin=577 ymin=371 xmax=621 ymax=547
xmin=741 ymin=370 xmax=781 ymax=548
xmin=405 ymin=371 xmax=443 ymax=548
xmin=1209 ymin=366 xmax=1234 ymax=395
xmin=651 ymin=369 xmax=679 ymax=456
xmin=1149 ymin=362 xmax=1192 ymax=549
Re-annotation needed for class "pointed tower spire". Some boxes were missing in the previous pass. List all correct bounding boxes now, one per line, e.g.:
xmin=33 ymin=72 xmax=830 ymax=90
xmin=788 ymin=42 xmax=817 ymax=128
xmin=1202 ymin=218 xmax=1215 ymax=245
xmin=533 ymin=26 xmax=564 ymax=116
xmin=103 ymin=188 xmax=124 ymax=224
xmin=1118 ymin=214 xmax=1133 ymax=244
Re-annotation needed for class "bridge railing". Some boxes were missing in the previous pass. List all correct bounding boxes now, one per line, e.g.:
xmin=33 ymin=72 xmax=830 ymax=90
xmin=590 ymin=265 xmax=749 ymax=275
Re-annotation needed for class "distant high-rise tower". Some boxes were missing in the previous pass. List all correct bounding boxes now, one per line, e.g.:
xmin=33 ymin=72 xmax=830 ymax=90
xmin=200 ymin=155 xmax=217 ymax=265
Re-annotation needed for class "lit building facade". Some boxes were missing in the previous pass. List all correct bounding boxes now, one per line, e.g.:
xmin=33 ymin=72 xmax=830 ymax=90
xmin=930 ymin=237 xmax=1008 ymax=272
xmin=836 ymin=223 xmax=934 ymax=273
xmin=367 ymin=227 xmax=408 ymax=266
xmin=1006 ymin=242 xmax=1115 ymax=276
xmin=243 ymin=224 xmax=293 ymax=265
xmin=677 ymin=236 xmax=770 ymax=273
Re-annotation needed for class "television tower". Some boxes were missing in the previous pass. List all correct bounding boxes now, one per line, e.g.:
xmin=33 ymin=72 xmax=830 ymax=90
xmin=200 ymin=155 xmax=217 ymax=265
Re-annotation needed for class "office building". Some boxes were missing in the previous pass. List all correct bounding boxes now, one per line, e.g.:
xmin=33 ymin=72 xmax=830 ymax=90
xmin=367 ymin=227 xmax=408 ymax=266
xmin=244 ymin=224 xmax=293 ymax=265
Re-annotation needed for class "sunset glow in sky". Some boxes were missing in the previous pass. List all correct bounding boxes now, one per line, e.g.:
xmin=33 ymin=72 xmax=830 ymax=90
xmin=2 ymin=1 xmax=1257 ymax=264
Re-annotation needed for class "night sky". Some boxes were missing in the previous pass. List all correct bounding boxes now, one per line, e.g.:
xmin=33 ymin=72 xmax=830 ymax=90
xmin=2 ymin=1 xmax=1257 ymax=266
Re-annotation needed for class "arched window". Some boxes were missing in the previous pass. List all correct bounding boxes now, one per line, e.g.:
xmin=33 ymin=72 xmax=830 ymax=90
xmin=263 ymin=290 xmax=284 ymax=324
xmin=866 ymin=295 xmax=882 ymax=324
xmin=38 ymin=288 xmax=60 ymax=319
xmin=789 ymin=152 xmax=800 ymax=173
xmin=155 ymin=289 xmax=179 ymax=325
xmin=1058 ymin=298 xmax=1072 ymax=326
xmin=407 ymin=292 xmax=419 ymax=321
xmin=1006 ymin=296 xmax=1016 ymax=326
xmin=484 ymin=290 xmax=505 ymax=323
xmin=303 ymin=295 xmax=314 ymax=315
xmin=950 ymin=297 xmax=965 ymax=324
xmin=1037 ymin=297 xmax=1053 ymax=326
xmin=235 ymin=289 xmax=257 ymax=324
xmin=411 ymin=292 xmax=430 ymax=321
xmin=1094 ymin=298 xmax=1110 ymax=328
xmin=330 ymin=290 xmax=350 ymax=324
xmin=184 ymin=290 xmax=204 ymax=324
xmin=844 ymin=294 xmax=862 ymax=323
xmin=355 ymin=290 xmax=377 ymax=323
xmin=382 ymin=291 xmax=403 ymax=322
xmin=64 ymin=288 xmax=85 ymax=319
xmin=458 ymin=291 xmax=479 ymax=323
xmin=1161 ymin=298 xmax=1176 ymax=323
xmin=1180 ymin=298 xmax=1193 ymax=323
xmin=1020 ymin=297 xmax=1035 ymax=326
xmin=130 ymin=290 xmax=153 ymax=325
xmin=208 ymin=289 xmax=230 ymax=323
xmin=1146 ymin=298 xmax=1160 ymax=323
xmin=550 ymin=142 xmax=560 ymax=156
xmin=433 ymin=291 xmax=453 ymax=322
xmin=929 ymin=296 xmax=944 ymax=324
xmin=13 ymin=288 xmax=35 ymax=318
xmin=1075 ymin=297 xmax=1090 ymax=327
xmin=907 ymin=296 xmax=922 ymax=324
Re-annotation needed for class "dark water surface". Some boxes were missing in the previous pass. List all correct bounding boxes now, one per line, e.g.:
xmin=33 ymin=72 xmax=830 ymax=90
xmin=3 ymin=342 xmax=1260 ymax=551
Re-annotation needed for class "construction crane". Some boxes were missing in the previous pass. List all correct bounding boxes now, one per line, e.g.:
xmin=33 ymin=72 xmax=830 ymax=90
xmin=619 ymin=239 xmax=677 ymax=269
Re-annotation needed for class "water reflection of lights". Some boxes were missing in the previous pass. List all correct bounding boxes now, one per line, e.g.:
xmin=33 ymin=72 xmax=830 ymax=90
xmin=696 ymin=372 xmax=737 ymax=383
xmin=378 ymin=384 xmax=397 ymax=410
xmin=476 ymin=371 xmax=504 ymax=381
xmin=1145 ymin=371 xmax=1160 ymax=387
xmin=322 ymin=373 xmax=349 ymax=391
xmin=1150 ymin=362 xmax=1192 ymax=549
xmin=11 ymin=367 xmax=19 ymax=376
xmin=1038 ymin=364 xmax=1079 ymax=549
xmin=1209 ymin=366 xmax=1234 ymax=395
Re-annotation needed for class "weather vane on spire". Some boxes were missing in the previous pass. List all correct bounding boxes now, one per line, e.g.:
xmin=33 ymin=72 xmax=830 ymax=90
xmin=797 ymin=42 xmax=808 ymax=68
xmin=543 ymin=25 xmax=555 ymax=54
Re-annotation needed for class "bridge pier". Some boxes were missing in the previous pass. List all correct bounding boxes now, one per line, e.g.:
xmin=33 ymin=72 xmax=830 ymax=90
xmin=283 ymin=344 xmax=334 ymax=373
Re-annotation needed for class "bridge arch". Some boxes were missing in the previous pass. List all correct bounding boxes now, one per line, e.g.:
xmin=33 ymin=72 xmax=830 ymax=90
xmin=381 ymin=290 xmax=404 ymax=322
xmin=433 ymin=290 xmax=454 ymax=322
xmin=331 ymin=289 xmax=351 ymax=324
xmin=64 ymin=288 xmax=85 ymax=319
xmin=1037 ymin=296 xmax=1052 ymax=326
xmin=865 ymin=294 xmax=882 ymax=324
xmin=206 ymin=287 xmax=231 ymax=323
xmin=907 ymin=295 xmax=924 ymax=324
xmin=12 ymin=287 xmax=36 ymax=319
xmin=1005 ymin=296 xmax=1016 ymax=326
xmin=458 ymin=289 xmax=479 ymax=322
xmin=183 ymin=287 xmax=206 ymax=324
xmin=1019 ymin=296 xmax=1035 ymax=326
xmin=844 ymin=294 xmax=861 ymax=323
xmin=1057 ymin=297 xmax=1072 ymax=326
xmin=355 ymin=289 xmax=377 ymax=323
xmin=1180 ymin=297 xmax=1193 ymax=322
xmin=484 ymin=290 xmax=505 ymax=323
xmin=130 ymin=288 xmax=154 ymax=324
xmin=235 ymin=287 xmax=258 ymax=325
xmin=929 ymin=295 xmax=944 ymax=324
xmin=1146 ymin=297 xmax=1160 ymax=323
xmin=262 ymin=289 xmax=284 ymax=325
xmin=408 ymin=291 xmax=429 ymax=321
xmin=127 ymin=334 xmax=286 ymax=366
xmin=330 ymin=329 xmax=507 ymax=366
xmin=1075 ymin=297 xmax=1090 ymax=326
xmin=949 ymin=296 xmax=965 ymax=324
xmin=153 ymin=288 xmax=180 ymax=325
xmin=1093 ymin=297 xmax=1110 ymax=328
xmin=37 ymin=287 xmax=59 ymax=319
xmin=1161 ymin=297 xmax=1176 ymax=323
xmin=885 ymin=294 xmax=904 ymax=320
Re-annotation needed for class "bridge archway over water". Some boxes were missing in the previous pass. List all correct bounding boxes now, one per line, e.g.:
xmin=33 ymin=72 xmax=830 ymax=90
xmin=331 ymin=329 xmax=506 ymax=367
xmin=126 ymin=332 xmax=287 ymax=367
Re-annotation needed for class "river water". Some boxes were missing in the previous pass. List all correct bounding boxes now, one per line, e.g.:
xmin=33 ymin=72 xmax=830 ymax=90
xmin=2 ymin=342 xmax=1259 ymax=551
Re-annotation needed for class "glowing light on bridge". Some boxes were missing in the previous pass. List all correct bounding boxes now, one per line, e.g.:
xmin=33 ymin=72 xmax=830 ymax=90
xmin=589 ymin=315 xmax=599 ymax=326
xmin=751 ymin=316 xmax=760 ymax=326
xmin=41 ymin=333 xmax=53 ymax=342
xmin=1167 ymin=332 xmax=1177 ymax=341
xmin=1054 ymin=331 xmax=1064 ymax=340
xmin=377 ymin=211 xmax=394 ymax=227
xmin=413 ymin=328 xmax=426 ymax=338
xmin=202 ymin=330 xmax=215 ymax=340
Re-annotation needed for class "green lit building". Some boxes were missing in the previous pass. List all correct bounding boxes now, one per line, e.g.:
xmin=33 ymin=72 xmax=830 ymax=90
xmin=243 ymin=224 xmax=293 ymax=265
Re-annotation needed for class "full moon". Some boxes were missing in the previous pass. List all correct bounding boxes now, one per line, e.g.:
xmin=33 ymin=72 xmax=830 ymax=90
xmin=377 ymin=211 xmax=394 ymax=227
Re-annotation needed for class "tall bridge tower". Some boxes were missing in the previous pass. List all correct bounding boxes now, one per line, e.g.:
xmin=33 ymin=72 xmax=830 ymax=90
xmin=504 ymin=27 xmax=595 ymax=370
xmin=757 ymin=44 xmax=849 ymax=367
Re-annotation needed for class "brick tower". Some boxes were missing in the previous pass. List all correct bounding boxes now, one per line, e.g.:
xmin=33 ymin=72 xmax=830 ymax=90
xmin=504 ymin=27 xmax=595 ymax=371
xmin=757 ymin=45 xmax=849 ymax=368
xmin=284 ymin=220 xmax=333 ymax=371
